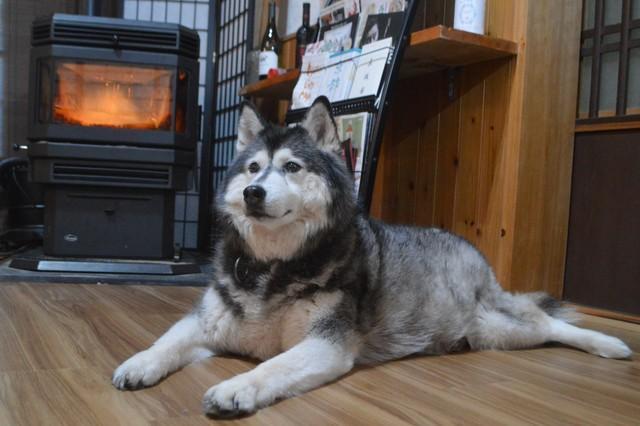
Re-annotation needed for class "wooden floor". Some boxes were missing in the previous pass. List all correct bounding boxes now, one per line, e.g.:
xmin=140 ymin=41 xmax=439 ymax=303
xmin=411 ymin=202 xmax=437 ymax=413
xmin=0 ymin=283 xmax=638 ymax=425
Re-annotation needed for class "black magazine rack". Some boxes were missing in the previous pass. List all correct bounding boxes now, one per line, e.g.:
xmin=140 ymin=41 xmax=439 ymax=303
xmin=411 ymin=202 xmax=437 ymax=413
xmin=286 ymin=0 xmax=418 ymax=213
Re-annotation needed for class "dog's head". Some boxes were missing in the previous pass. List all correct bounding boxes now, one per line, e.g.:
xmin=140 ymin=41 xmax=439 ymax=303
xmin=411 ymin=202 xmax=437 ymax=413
xmin=218 ymin=97 xmax=356 ymax=261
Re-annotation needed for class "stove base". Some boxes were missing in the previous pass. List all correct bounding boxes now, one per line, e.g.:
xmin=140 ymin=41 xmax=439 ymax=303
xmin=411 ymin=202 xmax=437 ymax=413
xmin=44 ymin=185 xmax=175 ymax=259
xmin=2 ymin=246 xmax=208 ymax=285
xmin=10 ymin=257 xmax=200 ymax=275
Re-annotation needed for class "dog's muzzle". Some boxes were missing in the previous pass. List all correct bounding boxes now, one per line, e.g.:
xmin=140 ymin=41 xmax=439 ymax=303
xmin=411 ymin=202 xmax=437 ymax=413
xmin=243 ymin=185 xmax=267 ymax=216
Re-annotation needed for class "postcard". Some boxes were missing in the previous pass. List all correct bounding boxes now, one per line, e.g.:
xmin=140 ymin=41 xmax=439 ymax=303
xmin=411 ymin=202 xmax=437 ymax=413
xmin=348 ymin=37 xmax=392 ymax=99
xmin=324 ymin=48 xmax=361 ymax=103
xmin=291 ymin=52 xmax=329 ymax=109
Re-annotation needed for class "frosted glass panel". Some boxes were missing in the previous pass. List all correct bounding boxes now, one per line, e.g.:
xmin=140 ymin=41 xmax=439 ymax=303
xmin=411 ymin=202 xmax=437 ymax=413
xmin=138 ymin=1 xmax=152 ymax=20
xmin=124 ymin=0 xmax=137 ymax=19
xmin=152 ymin=2 xmax=166 ymax=21
xmin=633 ymin=0 xmax=640 ymax=19
xmin=602 ymin=32 xmax=621 ymax=44
xmin=185 ymin=223 xmax=197 ymax=248
xmin=584 ymin=0 xmax=596 ymax=30
xmin=199 ymin=60 xmax=206 ymax=85
xmin=181 ymin=3 xmax=195 ymax=26
xmin=604 ymin=0 xmax=622 ymax=25
xmin=199 ymin=30 xmax=208 ymax=58
xmin=627 ymin=48 xmax=640 ymax=115
xmin=598 ymin=51 xmax=619 ymax=117
xmin=0 ymin=55 xmax=4 ymax=101
xmin=167 ymin=2 xmax=180 ymax=23
xmin=195 ymin=3 xmax=209 ymax=30
xmin=578 ymin=56 xmax=592 ymax=118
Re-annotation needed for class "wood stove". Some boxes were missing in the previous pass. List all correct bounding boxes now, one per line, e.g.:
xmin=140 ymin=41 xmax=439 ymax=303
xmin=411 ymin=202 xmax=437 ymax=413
xmin=26 ymin=14 xmax=199 ymax=260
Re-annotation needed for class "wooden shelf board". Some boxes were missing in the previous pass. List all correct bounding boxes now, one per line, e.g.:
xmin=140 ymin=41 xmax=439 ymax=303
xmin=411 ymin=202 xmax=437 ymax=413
xmin=239 ymin=69 xmax=300 ymax=99
xmin=239 ymin=25 xmax=518 ymax=98
xmin=402 ymin=25 xmax=518 ymax=77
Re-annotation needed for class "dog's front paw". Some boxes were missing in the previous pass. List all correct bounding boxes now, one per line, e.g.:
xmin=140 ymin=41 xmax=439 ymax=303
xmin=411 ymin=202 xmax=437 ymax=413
xmin=203 ymin=374 xmax=271 ymax=418
xmin=112 ymin=350 xmax=168 ymax=390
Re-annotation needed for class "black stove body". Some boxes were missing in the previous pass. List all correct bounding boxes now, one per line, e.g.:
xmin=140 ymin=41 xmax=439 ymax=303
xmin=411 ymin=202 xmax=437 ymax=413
xmin=27 ymin=14 xmax=199 ymax=259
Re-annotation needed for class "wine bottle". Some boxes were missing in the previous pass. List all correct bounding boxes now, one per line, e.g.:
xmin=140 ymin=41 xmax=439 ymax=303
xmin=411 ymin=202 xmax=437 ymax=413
xmin=295 ymin=3 xmax=311 ymax=69
xmin=259 ymin=2 xmax=280 ymax=80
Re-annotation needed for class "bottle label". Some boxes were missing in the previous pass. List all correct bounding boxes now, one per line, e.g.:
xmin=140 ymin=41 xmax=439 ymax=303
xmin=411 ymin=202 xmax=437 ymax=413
xmin=259 ymin=51 xmax=278 ymax=76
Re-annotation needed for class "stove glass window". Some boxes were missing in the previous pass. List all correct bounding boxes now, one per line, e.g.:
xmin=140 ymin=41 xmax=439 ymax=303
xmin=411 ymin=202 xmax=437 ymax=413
xmin=50 ymin=61 xmax=175 ymax=130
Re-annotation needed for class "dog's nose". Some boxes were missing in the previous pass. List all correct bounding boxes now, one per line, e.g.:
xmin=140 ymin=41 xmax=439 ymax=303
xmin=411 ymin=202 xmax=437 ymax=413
xmin=243 ymin=185 xmax=266 ymax=205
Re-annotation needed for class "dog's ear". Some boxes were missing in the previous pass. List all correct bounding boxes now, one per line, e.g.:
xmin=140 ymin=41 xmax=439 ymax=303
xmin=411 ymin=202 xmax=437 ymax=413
xmin=300 ymin=97 xmax=341 ymax=154
xmin=236 ymin=102 xmax=265 ymax=153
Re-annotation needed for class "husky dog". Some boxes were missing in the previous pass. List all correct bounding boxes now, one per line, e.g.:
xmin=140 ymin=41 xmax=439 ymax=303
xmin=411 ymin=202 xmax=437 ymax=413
xmin=113 ymin=97 xmax=632 ymax=418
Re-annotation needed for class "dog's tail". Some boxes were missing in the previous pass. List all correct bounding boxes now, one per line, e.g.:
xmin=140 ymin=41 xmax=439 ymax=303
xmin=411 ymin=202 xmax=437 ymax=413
xmin=525 ymin=292 xmax=579 ymax=324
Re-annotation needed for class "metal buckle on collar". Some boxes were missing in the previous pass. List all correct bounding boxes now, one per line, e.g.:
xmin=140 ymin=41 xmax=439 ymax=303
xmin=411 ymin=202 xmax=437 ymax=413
xmin=234 ymin=256 xmax=249 ymax=283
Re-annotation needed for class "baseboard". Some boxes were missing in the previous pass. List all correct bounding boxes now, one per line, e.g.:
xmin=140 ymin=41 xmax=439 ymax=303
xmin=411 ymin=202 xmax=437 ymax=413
xmin=566 ymin=303 xmax=640 ymax=324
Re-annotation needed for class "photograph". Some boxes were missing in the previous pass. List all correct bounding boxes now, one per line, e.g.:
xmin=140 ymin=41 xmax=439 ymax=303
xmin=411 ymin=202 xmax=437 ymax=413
xmin=319 ymin=0 xmax=360 ymax=26
xmin=336 ymin=112 xmax=369 ymax=190
xmin=319 ymin=14 xmax=358 ymax=52
xmin=359 ymin=12 xmax=404 ymax=47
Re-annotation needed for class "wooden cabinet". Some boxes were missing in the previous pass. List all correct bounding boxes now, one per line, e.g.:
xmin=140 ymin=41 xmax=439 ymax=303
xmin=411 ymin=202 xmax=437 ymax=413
xmin=241 ymin=0 xmax=582 ymax=297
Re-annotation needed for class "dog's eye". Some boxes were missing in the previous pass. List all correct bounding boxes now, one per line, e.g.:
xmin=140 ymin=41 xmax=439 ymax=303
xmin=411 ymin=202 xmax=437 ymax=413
xmin=283 ymin=161 xmax=301 ymax=173
xmin=248 ymin=162 xmax=260 ymax=173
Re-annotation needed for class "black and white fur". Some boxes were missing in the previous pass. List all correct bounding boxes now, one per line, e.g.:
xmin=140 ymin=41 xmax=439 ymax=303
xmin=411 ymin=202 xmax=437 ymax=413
xmin=113 ymin=97 xmax=632 ymax=418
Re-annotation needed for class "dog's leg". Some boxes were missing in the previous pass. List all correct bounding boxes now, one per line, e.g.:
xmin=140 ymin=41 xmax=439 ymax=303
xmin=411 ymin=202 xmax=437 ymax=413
xmin=548 ymin=319 xmax=632 ymax=359
xmin=112 ymin=314 xmax=212 ymax=389
xmin=468 ymin=293 xmax=632 ymax=359
xmin=113 ymin=287 xmax=227 ymax=390
xmin=202 ymin=337 xmax=355 ymax=418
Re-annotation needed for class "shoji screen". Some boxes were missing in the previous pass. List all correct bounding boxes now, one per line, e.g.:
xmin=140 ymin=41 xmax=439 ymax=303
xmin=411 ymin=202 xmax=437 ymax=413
xmin=210 ymin=0 xmax=253 ymax=195
xmin=123 ymin=0 xmax=211 ymax=249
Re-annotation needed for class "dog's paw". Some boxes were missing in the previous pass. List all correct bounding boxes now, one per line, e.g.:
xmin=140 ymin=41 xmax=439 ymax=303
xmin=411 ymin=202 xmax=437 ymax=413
xmin=202 ymin=374 xmax=271 ymax=418
xmin=589 ymin=334 xmax=633 ymax=359
xmin=112 ymin=350 xmax=168 ymax=390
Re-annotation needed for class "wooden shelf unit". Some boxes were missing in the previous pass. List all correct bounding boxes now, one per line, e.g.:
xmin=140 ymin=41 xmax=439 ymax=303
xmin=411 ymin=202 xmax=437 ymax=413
xmin=241 ymin=0 xmax=582 ymax=300
xmin=240 ymin=25 xmax=518 ymax=98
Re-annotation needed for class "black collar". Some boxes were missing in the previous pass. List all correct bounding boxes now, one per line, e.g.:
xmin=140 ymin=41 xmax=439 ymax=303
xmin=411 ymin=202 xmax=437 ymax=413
xmin=233 ymin=256 xmax=275 ymax=285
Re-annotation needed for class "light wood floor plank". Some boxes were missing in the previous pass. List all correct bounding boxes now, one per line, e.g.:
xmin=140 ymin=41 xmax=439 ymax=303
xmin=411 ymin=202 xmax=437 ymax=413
xmin=0 ymin=283 xmax=638 ymax=425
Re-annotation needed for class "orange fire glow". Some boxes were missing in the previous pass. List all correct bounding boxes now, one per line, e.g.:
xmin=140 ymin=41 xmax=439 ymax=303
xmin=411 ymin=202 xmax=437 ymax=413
xmin=53 ymin=63 xmax=173 ymax=130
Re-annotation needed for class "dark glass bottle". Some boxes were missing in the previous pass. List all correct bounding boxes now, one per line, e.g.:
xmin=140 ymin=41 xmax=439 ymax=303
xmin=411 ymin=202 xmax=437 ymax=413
xmin=259 ymin=2 xmax=280 ymax=80
xmin=295 ymin=3 xmax=311 ymax=69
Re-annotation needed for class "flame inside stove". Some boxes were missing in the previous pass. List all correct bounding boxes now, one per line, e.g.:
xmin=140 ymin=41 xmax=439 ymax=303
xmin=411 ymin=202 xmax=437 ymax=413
xmin=53 ymin=63 xmax=173 ymax=130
